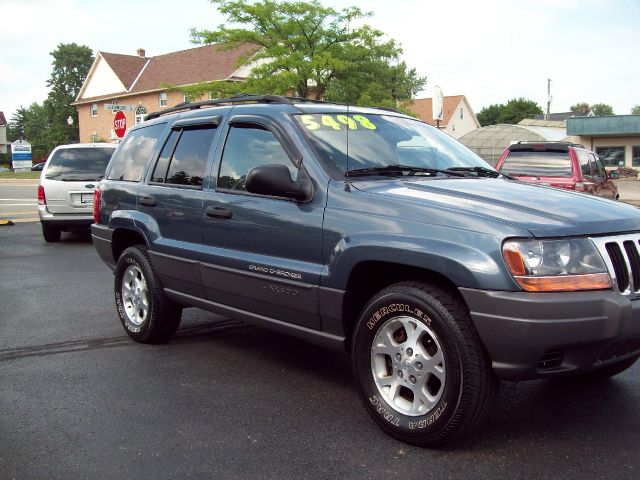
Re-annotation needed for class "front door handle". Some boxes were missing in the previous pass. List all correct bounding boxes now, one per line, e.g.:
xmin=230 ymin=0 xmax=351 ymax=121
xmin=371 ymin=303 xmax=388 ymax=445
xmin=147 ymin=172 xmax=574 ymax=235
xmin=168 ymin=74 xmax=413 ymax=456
xmin=139 ymin=196 xmax=156 ymax=207
xmin=206 ymin=206 xmax=233 ymax=219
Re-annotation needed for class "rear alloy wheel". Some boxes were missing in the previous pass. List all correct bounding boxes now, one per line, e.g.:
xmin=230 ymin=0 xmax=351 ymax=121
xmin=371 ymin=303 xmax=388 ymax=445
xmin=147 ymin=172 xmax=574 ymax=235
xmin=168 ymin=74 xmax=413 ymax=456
xmin=114 ymin=246 xmax=181 ymax=343
xmin=41 ymin=223 xmax=61 ymax=242
xmin=352 ymin=282 xmax=497 ymax=447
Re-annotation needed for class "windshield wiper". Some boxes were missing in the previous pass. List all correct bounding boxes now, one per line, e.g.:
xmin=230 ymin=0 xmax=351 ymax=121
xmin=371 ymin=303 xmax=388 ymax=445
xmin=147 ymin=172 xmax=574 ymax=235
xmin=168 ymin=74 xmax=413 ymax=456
xmin=445 ymin=166 xmax=513 ymax=179
xmin=345 ymin=164 xmax=465 ymax=178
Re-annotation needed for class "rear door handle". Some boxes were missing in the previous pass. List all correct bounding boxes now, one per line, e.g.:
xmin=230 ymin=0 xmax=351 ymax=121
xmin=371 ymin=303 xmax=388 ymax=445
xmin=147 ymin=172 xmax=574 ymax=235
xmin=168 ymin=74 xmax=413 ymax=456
xmin=139 ymin=196 xmax=156 ymax=207
xmin=206 ymin=206 xmax=233 ymax=219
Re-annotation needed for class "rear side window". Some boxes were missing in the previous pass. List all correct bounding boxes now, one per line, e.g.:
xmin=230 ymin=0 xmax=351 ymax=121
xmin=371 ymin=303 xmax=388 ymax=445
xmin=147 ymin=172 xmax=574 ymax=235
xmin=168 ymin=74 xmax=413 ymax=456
xmin=45 ymin=147 xmax=114 ymax=181
xmin=500 ymin=151 xmax=573 ymax=177
xmin=150 ymin=126 xmax=216 ymax=188
xmin=107 ymin=124 xmax=165 ymax=182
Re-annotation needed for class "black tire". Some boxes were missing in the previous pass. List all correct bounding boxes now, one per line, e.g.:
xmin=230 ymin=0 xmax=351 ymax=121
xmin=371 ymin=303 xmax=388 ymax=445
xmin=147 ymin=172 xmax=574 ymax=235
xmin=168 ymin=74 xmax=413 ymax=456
xmin=42 ymin=223 xmax=61 ymax=242
xmin=114 ymin=245 xmax=182 ymax=343
xmin=574 ymin=354 xmax=639 ymax=381
xmin=352 ymin=282 xmax=497 ymax=447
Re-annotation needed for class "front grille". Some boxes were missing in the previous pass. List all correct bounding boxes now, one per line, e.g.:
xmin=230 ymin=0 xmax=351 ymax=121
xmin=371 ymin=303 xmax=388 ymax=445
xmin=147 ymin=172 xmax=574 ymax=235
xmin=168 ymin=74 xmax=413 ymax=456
xmin=591 ymin=234 xmax=640 ymax=297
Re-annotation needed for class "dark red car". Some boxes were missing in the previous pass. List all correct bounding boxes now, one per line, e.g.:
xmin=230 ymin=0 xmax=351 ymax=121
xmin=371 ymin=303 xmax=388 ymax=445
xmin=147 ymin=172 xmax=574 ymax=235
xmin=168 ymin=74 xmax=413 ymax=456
xmin=496 ymin=142 xmax=619 ymax=200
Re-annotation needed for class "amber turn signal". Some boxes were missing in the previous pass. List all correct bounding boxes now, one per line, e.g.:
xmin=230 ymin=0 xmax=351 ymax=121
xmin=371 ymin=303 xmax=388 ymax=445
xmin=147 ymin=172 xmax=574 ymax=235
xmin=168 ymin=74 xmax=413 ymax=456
xmin=513 ymin=273 xmax=612 ymax=292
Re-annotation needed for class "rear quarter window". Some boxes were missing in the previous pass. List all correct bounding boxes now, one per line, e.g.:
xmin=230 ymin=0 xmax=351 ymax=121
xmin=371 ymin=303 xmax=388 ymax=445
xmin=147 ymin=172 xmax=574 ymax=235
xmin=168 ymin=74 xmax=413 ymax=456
xmin=499 ymin=151 xmax=573 ymax=177
xmin=107 ymin=123 xmax=165 ymax=182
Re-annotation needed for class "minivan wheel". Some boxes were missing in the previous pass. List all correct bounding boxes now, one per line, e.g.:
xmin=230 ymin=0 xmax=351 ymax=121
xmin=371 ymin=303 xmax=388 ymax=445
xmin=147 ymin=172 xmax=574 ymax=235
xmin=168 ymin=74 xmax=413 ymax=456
xmin=352 ymin=282 xmax=497 ymax=447
xmin=42 ymin=223 xmax=61 ymax=242
xmin=114 ymin=245 xmax=182 ymax=343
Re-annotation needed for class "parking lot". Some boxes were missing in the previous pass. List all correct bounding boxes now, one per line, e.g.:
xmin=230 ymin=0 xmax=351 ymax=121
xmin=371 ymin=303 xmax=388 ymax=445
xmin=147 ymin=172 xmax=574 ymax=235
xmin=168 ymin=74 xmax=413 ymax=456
xmin=1 ymin=183 xmax=640 ymax=479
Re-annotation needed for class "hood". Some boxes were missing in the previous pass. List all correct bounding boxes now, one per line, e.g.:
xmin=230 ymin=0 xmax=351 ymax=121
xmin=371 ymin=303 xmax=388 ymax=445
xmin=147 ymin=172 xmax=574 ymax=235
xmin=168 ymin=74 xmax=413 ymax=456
xmin=352 ymin=177 xmax=640 ymax=237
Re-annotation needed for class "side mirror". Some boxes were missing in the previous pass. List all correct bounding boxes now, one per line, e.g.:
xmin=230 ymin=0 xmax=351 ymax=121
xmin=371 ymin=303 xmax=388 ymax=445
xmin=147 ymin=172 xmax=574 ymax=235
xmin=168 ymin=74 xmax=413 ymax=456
xmin=609 ymin=170 xmax=619 ymax=180
xmin=245 ymin=164 xmax=312 ymax=201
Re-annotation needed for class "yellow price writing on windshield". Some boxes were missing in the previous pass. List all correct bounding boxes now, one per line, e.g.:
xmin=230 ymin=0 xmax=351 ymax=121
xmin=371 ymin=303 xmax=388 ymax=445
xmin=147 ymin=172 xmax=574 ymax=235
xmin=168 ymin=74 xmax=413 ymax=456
xmin=299 ymin=114 xmax=377 ymax=132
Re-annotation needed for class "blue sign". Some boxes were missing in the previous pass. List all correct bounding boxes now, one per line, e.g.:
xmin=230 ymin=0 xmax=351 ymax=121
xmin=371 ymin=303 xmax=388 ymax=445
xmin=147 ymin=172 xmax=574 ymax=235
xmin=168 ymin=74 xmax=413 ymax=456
xmin=12 ymin=152 xmax=32 ymax=161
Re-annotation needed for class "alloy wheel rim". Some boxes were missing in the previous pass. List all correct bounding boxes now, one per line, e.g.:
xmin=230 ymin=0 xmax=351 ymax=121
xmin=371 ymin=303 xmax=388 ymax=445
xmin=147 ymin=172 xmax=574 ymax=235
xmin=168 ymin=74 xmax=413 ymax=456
xmin=370 ymin=315 xmax=446 ymax=417
xmin=121 ymin=265 xmax=149 ymax=326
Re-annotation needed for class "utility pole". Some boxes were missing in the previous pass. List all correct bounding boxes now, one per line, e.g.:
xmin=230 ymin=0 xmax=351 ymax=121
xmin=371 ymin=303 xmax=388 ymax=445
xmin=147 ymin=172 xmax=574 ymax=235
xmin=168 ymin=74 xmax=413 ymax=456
xmin=546 ymin=78 xmax=552 ymax=121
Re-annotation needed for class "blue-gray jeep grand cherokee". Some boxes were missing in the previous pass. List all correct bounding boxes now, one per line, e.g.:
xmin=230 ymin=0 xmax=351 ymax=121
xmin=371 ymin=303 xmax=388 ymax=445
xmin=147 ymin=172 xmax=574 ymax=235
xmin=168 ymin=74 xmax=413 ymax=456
xmin=92 ymin=95 xmax=640 ymax=446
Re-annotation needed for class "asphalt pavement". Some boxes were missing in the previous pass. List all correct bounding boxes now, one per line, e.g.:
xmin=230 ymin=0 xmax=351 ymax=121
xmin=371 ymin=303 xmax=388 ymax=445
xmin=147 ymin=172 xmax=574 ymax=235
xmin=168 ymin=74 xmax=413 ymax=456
xmin=1 ymin=223 xmax=639 ymax=479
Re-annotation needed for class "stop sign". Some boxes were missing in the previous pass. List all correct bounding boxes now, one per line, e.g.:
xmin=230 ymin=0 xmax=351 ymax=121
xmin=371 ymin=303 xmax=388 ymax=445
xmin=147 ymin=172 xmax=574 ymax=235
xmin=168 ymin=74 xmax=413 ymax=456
xmin=114 ymin=111 xmax=127 ymax=138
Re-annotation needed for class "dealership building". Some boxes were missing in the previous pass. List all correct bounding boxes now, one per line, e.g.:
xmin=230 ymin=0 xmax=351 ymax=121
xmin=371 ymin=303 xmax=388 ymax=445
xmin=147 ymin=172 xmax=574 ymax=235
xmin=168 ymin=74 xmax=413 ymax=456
xmin=72 ymin=44 xmax=255 ymax=143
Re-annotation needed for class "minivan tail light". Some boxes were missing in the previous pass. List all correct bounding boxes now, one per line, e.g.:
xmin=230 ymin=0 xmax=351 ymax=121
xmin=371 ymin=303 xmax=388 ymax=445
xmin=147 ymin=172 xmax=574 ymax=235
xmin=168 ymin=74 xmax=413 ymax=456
xmin=38 ymin=185 xmax=46 ymax=205
xmin=93 ymin=188 xmax=101 ymax=224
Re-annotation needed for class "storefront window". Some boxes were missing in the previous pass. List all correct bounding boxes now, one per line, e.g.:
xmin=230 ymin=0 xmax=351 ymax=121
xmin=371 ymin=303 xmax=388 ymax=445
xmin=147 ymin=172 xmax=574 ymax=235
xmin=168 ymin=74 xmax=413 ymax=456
xmin=633 ymin=146 xmax=640 ymax=167
xmin=596 ymin=146 xmax=625 ymax=167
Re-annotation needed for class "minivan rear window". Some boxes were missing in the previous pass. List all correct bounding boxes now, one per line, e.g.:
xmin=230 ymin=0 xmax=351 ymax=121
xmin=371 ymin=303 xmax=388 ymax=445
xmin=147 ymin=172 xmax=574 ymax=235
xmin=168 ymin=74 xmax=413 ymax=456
xmin=499 ymin=151 xmax=573 ymax=177
xmin=45 ymin=147 xmax=115 ymax=181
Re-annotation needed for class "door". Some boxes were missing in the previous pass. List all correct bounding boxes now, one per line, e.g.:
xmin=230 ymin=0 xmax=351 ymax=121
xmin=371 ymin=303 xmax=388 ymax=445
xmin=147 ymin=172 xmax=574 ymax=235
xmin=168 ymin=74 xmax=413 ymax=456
xmin=589 ymin=153 xmax=616 ymax=199
xmin=201 ymin=119 xmax=326 ymax=329
xmin=137 ymin=123 xmax=219 ymax=297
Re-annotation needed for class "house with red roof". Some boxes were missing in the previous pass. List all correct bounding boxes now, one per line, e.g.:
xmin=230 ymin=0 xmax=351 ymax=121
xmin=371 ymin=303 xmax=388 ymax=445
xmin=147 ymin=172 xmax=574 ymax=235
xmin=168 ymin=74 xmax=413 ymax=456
xmin=409 ymin=95 xmax=480 ymax=139
xmin=72 ymin=44 xmax=256 ymax=142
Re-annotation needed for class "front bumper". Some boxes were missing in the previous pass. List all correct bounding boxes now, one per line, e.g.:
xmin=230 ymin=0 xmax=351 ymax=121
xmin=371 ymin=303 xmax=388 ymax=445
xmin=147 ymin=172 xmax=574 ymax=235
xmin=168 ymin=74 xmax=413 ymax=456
xmin=460 ymin=287 xmax=640 ymax=380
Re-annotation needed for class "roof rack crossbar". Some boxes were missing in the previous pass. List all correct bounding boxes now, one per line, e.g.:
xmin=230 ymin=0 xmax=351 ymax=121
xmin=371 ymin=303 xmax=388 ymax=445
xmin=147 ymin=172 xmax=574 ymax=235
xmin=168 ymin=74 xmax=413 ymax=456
xmin=145 ymin=94 xmax=294 ymax=120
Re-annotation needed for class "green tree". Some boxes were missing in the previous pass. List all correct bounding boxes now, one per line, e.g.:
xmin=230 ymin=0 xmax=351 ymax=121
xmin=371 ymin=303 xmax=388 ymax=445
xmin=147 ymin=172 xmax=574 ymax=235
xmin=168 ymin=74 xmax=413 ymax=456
xmin=45 ymin=43 xmax=94 ymax=144
xmin=632 ymin=105 xmax=640 ymax=115
xmin=476 ymin=98 xmax=543 ymax=126
xmin=8 ymin=103 xmax=54 ymax=161
xmin=187 ymin=0 xmax=424 ymax=107
xmin=591 ymin=103 xmax=614 ymax=116
xmin=570 ymin=102 xmax=591 ymax=115
xmin=476 ymin=103 xmax=504 ymax=127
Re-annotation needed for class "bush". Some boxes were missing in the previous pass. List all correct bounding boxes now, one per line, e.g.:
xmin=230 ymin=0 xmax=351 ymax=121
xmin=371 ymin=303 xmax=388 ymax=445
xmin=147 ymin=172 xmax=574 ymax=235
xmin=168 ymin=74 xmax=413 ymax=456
xmin=615 ymin=167 xmax=638 ymax=178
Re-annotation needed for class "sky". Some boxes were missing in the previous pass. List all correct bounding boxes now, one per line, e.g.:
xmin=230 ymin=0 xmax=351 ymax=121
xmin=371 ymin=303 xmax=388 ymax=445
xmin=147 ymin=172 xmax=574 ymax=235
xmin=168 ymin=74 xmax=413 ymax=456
xmin=1 ymin=0 xmax=639 ymax=122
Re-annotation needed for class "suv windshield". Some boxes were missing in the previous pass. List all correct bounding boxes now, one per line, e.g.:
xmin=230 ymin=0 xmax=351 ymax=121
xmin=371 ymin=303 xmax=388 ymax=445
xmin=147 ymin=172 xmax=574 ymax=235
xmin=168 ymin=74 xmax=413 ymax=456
xmin=294 ymin=113 xmax=492 ymax=178
xmin=500 ymin=151 xmax=573 ymax=177
xmin=45 ymin=147 xmax=114 ymax=181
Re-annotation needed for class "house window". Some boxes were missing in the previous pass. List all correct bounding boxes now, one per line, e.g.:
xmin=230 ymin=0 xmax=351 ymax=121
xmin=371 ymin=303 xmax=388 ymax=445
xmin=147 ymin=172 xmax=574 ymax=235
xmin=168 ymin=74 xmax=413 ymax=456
xmin=460 ymin=108 xmax=464 ymax=120
xmin=633 ymin=146 xmax=640 ymax=167
xmin=183 ymin=94 xmax=192 ymax=103
xmin=90 ymin=103 xmax=98 ymax=117
xmin=159 ymin=92 xmax=167 ymax=107
xmin=135 ymin=105 xmax=148 ymax=125
xmin=595 ymin=146 xmax=625 ymax=167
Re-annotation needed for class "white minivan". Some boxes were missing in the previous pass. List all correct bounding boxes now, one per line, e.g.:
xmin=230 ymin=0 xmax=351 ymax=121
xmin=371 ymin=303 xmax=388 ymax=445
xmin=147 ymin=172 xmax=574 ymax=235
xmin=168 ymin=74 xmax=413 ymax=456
xmin=38 ymin=143 xmax=117 ymax=242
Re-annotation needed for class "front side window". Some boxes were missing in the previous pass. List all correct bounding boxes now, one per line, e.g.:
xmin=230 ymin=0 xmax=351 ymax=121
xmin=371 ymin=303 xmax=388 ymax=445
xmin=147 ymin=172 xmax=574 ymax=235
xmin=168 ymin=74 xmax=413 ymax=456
xmin=596 ymin=146 xmax=625 ymax=167
xmin=294 ymin=113 xmax=489 ymax=178
xmin=592 ymin=154 xmax=606 ymax=178
xmin=500 ymin=151 xmax=573 ymax=177
xmin=576 ymin=149 xmax=591 ymax=176
xmin=218 ymin=124 xmax=297 ymax=191
xmin=45 ymin=147 xmax=114 ymax=181
xmin=107 ymin=123 xmax=165 ymax=182
xmin=151 ymin=126 xmax=215 ymax=188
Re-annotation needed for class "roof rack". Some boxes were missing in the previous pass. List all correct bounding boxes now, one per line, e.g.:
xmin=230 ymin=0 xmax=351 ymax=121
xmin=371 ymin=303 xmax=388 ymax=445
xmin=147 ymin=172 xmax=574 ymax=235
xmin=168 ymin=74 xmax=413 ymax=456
xmin=373 ymin=106 xmax=404 ymax=114
xmin=145 ymin=94 xmax=295 ymax=120
xmin=516 ymin=140 xmax=585 ymax=148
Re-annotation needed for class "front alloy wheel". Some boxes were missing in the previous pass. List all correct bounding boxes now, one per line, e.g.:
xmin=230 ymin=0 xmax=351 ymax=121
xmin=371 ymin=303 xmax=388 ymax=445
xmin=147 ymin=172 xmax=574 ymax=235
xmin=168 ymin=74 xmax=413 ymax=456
xmin=371 ymin=316 xmax=445 ymax=417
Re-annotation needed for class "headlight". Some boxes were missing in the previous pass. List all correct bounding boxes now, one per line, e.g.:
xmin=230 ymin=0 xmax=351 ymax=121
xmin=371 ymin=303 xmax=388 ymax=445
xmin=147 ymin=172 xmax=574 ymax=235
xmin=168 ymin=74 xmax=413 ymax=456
xmin=502 ymin=238 xmax=612 ymax=292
